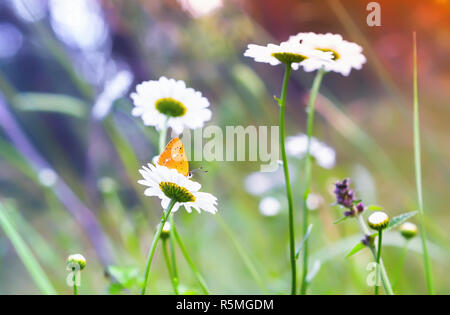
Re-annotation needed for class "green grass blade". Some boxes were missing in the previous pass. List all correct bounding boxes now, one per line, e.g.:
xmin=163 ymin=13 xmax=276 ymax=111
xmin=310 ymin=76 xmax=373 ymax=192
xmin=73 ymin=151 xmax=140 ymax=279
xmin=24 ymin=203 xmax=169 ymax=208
xmin=13 ymin=93 xmax=88 ymax=118
xmin=296 ymin=224 xmax=313 ymax=259
xmin=0 ymin=202 xmax=57 ymax=295
xmin=412 ymin=32 xmax=434 ymax=295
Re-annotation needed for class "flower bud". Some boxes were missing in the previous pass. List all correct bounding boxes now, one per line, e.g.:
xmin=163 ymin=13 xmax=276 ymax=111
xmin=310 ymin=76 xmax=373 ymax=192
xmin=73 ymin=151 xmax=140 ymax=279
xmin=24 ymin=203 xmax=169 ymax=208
xmin=160 ymin=222 xmax=171 ymax=240
xmin=362 ymin=234 xmax=375 ymax=247
xmin=67 ymin=254 xmax=86 ymax=270
xmin=399 ymin=222 xmax=418 ymax=240
xmin=368 ymin=211 xmax=390 ymax=231
xmin=344 ymin=210 xmax=355 ymax=217
xmin=355 ymin=202 xmax=365 ymax=214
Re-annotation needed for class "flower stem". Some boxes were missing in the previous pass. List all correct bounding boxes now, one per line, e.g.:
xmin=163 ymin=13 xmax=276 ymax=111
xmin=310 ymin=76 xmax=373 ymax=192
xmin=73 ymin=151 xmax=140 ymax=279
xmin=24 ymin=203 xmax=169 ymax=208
xmin=169 ymin=214 xmax=179 ymax=292
xmin=162 ymin=238 xmax=179 ymax=294
xmin=356 ymin=215 xmax=394 ymax=295
xmin=412 ymin=32 xmax=434 ymax=295
xmin=172 ymin=223 xmax=210 ymax=294
xmin=158 ymin=122 xmax=181 ymax=293
xmin=73 ymin=272 xmax=78 ymax=295
xmin=278 ymin=64 xmax=296 ymax=295
xmin=300 ymin=67 xmax=326 ymax=295
xmin=141 ymin=199 xmax=176 ymax=295
xmin=375 ymin=230 xmax=383 ymax=295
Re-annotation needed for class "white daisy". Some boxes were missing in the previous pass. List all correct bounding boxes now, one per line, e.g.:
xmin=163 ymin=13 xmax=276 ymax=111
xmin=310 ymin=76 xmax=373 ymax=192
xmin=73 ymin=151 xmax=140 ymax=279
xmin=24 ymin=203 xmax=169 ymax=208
xmin=288 ymin=32 xmax=366 ymax=76
xmin=244 ymin=40 xmax=333 ymax=70
xmin=138 ymin=163 xmax=218 ymax=214
xmin=286 ymin=133 xmax=336 ymax=169
xmin=131 ymin=77 xmax=212 ymax=135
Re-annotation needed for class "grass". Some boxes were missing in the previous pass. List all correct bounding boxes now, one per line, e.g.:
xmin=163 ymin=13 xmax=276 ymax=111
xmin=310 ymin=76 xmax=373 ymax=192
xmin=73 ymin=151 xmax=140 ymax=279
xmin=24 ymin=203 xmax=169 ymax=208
xmin=0 ymin=202 xmax=56 ymax=295
xmin=412 ymin=32 xmax=435 ymax=295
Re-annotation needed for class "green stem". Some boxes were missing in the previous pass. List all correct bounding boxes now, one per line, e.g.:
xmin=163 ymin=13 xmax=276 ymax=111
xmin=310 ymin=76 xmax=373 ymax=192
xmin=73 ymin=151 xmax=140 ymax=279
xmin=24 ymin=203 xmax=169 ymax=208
xmin=172 ymin=224 xmax=210 ymax=294
xmin=375 ymin=230 xmax=383 ymax=295
xmin=278 ymin=64 xmax=296 ymax=295
xmin=412 ymin=32 xmax=434 ymax=295
xmin=158 ymin=123 xmax=180 ymax=294
xmin=73 ymin=272 xmax=78 ymax=295
xmin=141 ymin=199 xmax=176 ymax=295
xmin=169 ymin=214 xmax=179 ymax=292
xmin=300 ymin=67 xmax=326 ymax=295
xmin=356 ymin=215 xmax=394 ymax=295
xmin=162 ymin=238 xmax=179 ymax=294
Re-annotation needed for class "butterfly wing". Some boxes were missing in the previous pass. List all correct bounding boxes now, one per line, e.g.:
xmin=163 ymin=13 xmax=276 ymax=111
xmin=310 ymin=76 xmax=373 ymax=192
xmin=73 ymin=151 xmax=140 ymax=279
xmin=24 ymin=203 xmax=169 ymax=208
xmin=157 ymin=138 xmax=189 ymax=177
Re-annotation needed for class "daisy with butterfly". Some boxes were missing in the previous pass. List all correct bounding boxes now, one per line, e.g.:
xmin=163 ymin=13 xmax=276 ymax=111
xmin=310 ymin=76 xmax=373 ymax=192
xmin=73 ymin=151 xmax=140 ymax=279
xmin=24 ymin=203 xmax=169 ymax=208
xmin=131 ymin=77 xmax=217 ymax=295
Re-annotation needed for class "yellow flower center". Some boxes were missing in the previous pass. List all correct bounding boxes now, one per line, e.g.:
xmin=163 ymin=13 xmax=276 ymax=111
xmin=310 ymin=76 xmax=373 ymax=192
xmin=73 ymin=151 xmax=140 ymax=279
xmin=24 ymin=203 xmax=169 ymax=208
xmin=316 ymin=48 xmax=340 ymax=60
xmin=159 ymin=181 xmax=195 ymax=203
xmin=155 ymin=97 xmax=187 ymax=117
xmin=272 ymin=52 xmax=307 ymax=64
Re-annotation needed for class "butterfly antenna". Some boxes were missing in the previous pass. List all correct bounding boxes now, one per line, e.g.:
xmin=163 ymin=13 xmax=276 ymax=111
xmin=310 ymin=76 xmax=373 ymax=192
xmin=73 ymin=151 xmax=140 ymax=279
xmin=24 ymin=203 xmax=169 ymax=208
xmin=188 ymin=167 xmax=208 ymax=177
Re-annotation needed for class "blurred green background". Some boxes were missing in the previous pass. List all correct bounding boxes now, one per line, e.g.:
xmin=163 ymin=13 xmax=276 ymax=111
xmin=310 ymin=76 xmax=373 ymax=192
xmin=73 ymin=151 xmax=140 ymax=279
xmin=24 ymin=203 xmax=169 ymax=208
xmin=0 ymin=0 xmax=449 ymax=294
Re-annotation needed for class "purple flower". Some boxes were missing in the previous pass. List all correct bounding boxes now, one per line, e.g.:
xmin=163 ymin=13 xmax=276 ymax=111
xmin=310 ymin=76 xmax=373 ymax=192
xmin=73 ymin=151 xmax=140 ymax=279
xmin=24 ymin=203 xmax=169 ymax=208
xmin=334 ymin=178 xmax=354 ymax=209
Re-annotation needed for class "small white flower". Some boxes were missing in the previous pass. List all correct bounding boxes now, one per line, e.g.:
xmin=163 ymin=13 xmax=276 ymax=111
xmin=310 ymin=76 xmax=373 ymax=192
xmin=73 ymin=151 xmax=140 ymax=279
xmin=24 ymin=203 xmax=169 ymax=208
xmin=288 ymin=32 xmax=366 ymax=76
xmin=92 ymin=70 xmax=133 ymax=120
xmin=131 ymin=77 xmax=212 ymax=135
xmin=286 ymin=133 xmax=336 ymax=169
xmin=259 ymin=196 xmax=281 ymax=217
xmin=306 ymin=193 xmax=323 ymax=211
xmin=38 ymin=168 xmax=58 ymax=187
xmin=138 ymin=163 xmax=217 ymax=214
xmin=244 ymin=40 xmax=333 ymax=70
xmin=244 ymin=169 xmax=286 ymax=196
xmin=178 ymin=0 xmax=223 ymax=18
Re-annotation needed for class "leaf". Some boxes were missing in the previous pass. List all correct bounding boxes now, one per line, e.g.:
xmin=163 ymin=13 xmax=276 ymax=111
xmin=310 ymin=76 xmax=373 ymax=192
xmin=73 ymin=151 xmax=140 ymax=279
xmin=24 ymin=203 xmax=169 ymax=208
xmin=107 ymin=265 xmax=143 ymax=290
xmin=333 ymin=216 xmax=349 ymax=225
xmin=367 ymin=205 xmax=383 ymax=211
xmin=386 ymin=211 xmax=418 ymax=231
xmin=346 ymin=242 xmax=366 ymax=258
xmin=14 ymin=93 xmax=88 ymax=118
xmin=295 ymin=224 xmax=313 ymax=259
xmin=108 ymin=283 xmax=125 ymax=295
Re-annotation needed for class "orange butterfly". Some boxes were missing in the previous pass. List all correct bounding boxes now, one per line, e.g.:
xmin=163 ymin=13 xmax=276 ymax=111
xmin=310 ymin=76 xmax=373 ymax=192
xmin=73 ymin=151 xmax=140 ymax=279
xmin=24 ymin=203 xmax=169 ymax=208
xmin=158 ymin=137 xmax=189 ymax=177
